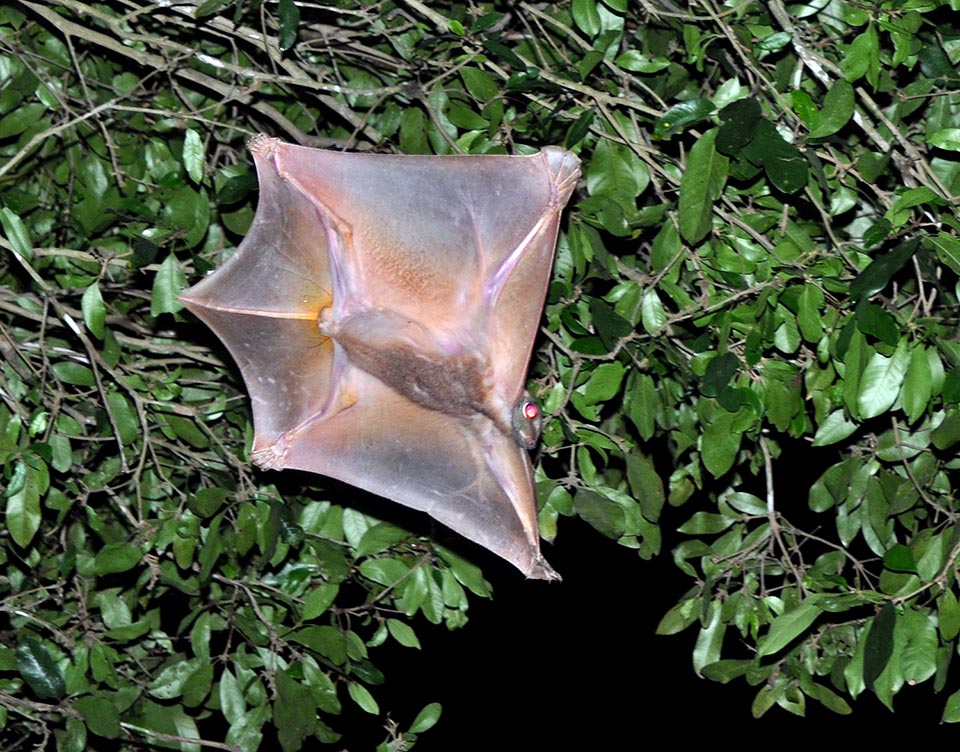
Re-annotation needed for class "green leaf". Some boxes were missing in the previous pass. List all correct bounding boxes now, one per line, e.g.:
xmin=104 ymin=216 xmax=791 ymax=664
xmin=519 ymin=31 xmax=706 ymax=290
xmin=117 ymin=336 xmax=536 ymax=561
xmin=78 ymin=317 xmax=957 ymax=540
xmin=858 ymin=340 xmax=909 ymax=419
xmin=588 ymin=298 xmax=632 ymax=350
xmin=56 ymin=716 xmax=88 ymax=752
xmin=944 ymin=690 xmax=960 ymax=723
xmin=614 ymin=50 xmax=669 ymax=73
xmin=183 ymin=661 xmax=214 ymax=707
xmin=791 ymin=89 xmax=819 ymax=129
xmin=302 ymin=661 xmax=340 ymax=715
xmin=855 ymin=302 xmax=897 ymax=346
xmin=347 ymin=681 xmax=380 ymax=715
xmin=850 ymin=240 xmax=917 ymax=300
xmin=565 ymin=108 xmax=595 ymax=148
xmin=409 ymin=702 xmax=442 ymax=733
xmin=882 ymin=543 xmax=916 ymax=573
xmin=447 ymin=103 xmax=488 ymax=130
xmin=166 ymin=415 xmax=209 ymax=449
xmin=6 ymin=458 xmax=43 ymax=547
xmin=586 ymin=138 xmax=647 ymax=211
xmin=900 ymin=610 xmax=937 ymax=684
xmin=655 ymin=98 xmax=715 ymax=139
xmin=915 ymin=531 xmax=947 ymax=582
xmin=460 ymin=67 xmax=499 ymax=102
xmin=678 ymin=511 xmax=732 ymax=535
xmin=182 ymin=128 xmax=204 ymax=184
xmin=758 ymin=31 xmax=791 ymax=51
xmin=773 ymin=308 xmax=800 ymax=353
xmin=399 ymin=107 xmax=430 ymax=154
xmin=355 ymin=523 xmax=409 ymax=557
xmin=928 ymin=232 xmax=960 ymax=275
xmin=191 ymin=612 xmax=212 ymax=663
xmin=93 ymin=542 xmax=142 ymax=575
xmin=758 ymin=599 xmax=821 ymax=657
xmin=277 ymin=0 xmax=300 ymax=51
xmin=579 ymin=195 xmax=629 ymax=236
xmin=219 ymin=668 xmax=245 ymax=726
xmin=359 ymin=557 xmax=411 ymax=586
xmin=302 ymin=583 xmax=339 ymax=620
xmin=289 ymin=626 xmax=347 ymax=665
xmin=227 ymin=705 xmax=268 ymax=752
xmin=218 ymin=172 xmax=257 ymax=205
xmin=17 ymin=635 xmax=66 ymax=700
xmin=81 ymin=282 xmax=106 ymax=339
xmin=437 ymin=548 xmax=491 ymax=597
xmin=678 ymin=129 xmax=728 ymax=244
xmin=902 ymin=345 xmax=932 ymax=423
xmin=194 ymin=0 xmax=226 ymax=17
xmin=812 ymin=410 xmax=857 ymax=446
xmin=387 ymin=619 xmax=421 ymax=649
xmin=95 ymin=590 xmax=132 ymax=631
xmin=808 ymin=79 xmax=855 ymax=138
xmin=751 ymin=685 xmax=777 ymax=718
xmin=804 ymin=681 xmax=852 ymax=715
xmin=743 ymin=120 xmax=808 ymax=193
xmin=0 ymin=103 xmax=46 ymax=138
xmin=576 ymin=362 xmax=625 ymax=405
xmin=657 ymin=598 xmax=699 ymax=635
xmin=74 ymin=696 xmax=121 ymax=739
xmin=48 ymin=434 xmax=72 ymax=472
xmin=153 ymin=253 xmax=185 ymax=316
xmin=724 ymin=492 xmax=766 ymax=515
xmin=275 ymin=669 xmax=317 ymax=752
xmin=700 ymin=659 xmax=753 ymax=683
xmin=149 ymin=657 xmax=201 ymax=699
xmin=625 ymin=453 xmax=664 ymax=523
xmin=571 ymin=0 xmax=600 ymax=36
xmin=701 ymin=352 xmax=739 ymax=397
xmin=716 ymin=98 xmax=761 ymax=156
xmin=841 ymin=25 xmax=879 ymax=84
xmin=932 ymin=411 xmax=960 ymax=451
xmin=102 ymin=393 xmax=136 ymax=447
xmin=51 ymin=361 xmax=95 ymax=386
xmin=574 ymin=489 xmax=626 ymax=539
xmin=939 ymin=590 xmax=960 ymax=641
xmin=1 ymin=207 xmax=33 ymax=259
xmin=639 ymin=289 xmax=666 ymax=333
xmin=886 ymin=186 xmax=942 ymax=228
xmin=864 ymin=603 xmax=896 ymax=690
xmin=162 ymin=185 xmax=209 ymax=247
xmin=797 ymin=284 xmax=824 ymax=342
xmin=929 ymin=128 xmax=960 ymax=151
xmin=626 ymin=373 xmax=657 ymax=441
xmin=190 ymin=486 xmax=229 ymax=518
xmin=693 ymin=600 xmax=725 ymax=676
xmin=700 ymin=407 xmax=745 ymax=477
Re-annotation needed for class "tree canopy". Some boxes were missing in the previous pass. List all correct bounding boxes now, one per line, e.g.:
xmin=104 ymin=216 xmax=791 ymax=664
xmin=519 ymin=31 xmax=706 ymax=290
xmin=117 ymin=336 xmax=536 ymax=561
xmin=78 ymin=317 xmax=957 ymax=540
xmin=1 ymin=0 xmax=960 ymax=749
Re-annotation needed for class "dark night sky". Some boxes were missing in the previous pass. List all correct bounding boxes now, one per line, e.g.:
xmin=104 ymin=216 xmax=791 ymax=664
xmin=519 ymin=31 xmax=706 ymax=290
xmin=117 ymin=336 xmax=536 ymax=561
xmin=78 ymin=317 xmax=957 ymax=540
xmin=337 ymin=515 xmax=957 ymax=749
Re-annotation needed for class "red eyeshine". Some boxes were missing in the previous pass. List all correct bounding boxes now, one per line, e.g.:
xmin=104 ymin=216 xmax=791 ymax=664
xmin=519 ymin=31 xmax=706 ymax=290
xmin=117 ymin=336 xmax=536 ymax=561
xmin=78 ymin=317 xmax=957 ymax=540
xmin=523 ymin=402 xmax=539 ymax=420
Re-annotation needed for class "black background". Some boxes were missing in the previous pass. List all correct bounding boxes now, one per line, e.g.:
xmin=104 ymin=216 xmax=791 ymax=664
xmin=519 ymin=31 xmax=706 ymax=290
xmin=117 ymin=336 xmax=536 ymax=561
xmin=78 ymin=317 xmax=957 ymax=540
xmin=339 ymin=515 xmax=954 ymax=749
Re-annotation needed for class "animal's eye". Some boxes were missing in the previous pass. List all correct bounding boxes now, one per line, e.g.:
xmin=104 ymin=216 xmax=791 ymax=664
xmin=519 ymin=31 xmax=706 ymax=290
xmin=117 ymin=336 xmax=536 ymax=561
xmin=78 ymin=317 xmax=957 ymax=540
xmin=511 ymin=393 xmax=542 ymax=449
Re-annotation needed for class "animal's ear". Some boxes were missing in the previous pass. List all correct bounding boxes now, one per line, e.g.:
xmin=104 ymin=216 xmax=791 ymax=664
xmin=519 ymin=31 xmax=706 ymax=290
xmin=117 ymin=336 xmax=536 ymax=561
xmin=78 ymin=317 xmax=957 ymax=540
xmin=180 ymin=137 xmax=579 ymax=579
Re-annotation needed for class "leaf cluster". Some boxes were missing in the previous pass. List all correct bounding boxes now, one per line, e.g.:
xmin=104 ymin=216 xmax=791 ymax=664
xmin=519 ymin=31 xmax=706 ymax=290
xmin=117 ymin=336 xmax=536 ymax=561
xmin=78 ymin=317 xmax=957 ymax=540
xmin=1 ymin=0 xmax=960 ymax=747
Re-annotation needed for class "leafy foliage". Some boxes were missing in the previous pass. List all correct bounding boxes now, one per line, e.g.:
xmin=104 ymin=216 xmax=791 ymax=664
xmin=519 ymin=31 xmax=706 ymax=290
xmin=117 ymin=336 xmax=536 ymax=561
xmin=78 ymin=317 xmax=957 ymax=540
xmin=0 ymin=0 xmax=959 ymax=747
